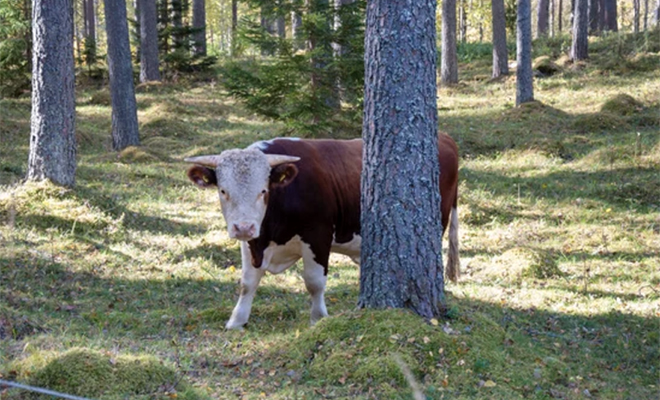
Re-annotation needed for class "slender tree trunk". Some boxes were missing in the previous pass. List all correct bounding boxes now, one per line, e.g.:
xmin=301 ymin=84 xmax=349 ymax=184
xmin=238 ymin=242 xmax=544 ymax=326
xmin=492 ymin=0 xmax=509 ymax=78
xmin=643 ymin=0 xmax=648 ymax=29
xmin=83 ymin=0 xmax=96 ymax=40
xmin=599 ymin=0 xmax=606 ymax=28
xmin=29 ymin=0 xmax=77 ymax=187
xmin=292 ymin=10 xmax=303 ymax=50
xmin=231 ymin=0 xmax=238 ymax=56
xmin=603 ymin=0 xmax=617 ymax=31
xmin=192 ymin=0 xmax=206 ymax=56
xmin=516 ymin=0 xmax=534 ymax=106
xmin=538 ymin=0 xmax=550 ymax=37
xmin=550 ymin=0 xmax=556 ymax=36
xmin=589 ymin=0 xmax=600 ymax=34
xmin=171 ymin=0 xmax=184 ymax=49
xmin=361 ymin=0 xmax=444 ymax=319
xmin=571 ymin=0 xmax=588 ymax=60
xmin=104 ymin=0 xmax=140 ymax=151
xmin=139 ymin=0 xmax=161 ymax=81
xmin=441 ymin=0 xmax=458 ymax=85
xmin=23 ymin=0 xmax=32 ymax=70
xmin=459 ymin=0 xmax=467 ymax=42
xmin=158 ymin=0 xmax=170 ymax=55
xmin=654 ymin=0 xmax=660 ymax=25
xmin=633 ymin=0 xmax=640 ymax=32
xmin=559 ymin=0 xmax=564 ymax=31
xmin=308 ymin=0 xmax=339 ymax=110
xmin=333 ymin=0 xmax=355 ymax=56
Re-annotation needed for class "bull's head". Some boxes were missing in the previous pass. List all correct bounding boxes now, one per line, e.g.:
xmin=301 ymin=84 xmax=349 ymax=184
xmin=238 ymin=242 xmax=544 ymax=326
xmin=185 ymin=149 xmax=300 ymax=241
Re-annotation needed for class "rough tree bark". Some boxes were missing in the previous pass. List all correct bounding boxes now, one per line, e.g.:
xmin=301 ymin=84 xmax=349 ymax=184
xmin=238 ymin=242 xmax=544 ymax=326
xmin=139 ymin=0 xmax=160 ymax=82
xmin=28 ymin=0 xmax=77 ymax=187
xmin=361 ymin=0 xmax=445 ymax=319
xmin=516 ymin=0 xmax=534 ymax=106
xmin=492 ymin=0 xmax=509 ymax=78
xmin=192 ymin=0 xmax=207 ymax=56
xmin=104 ymin=0 xmax=140 ymax=151
xmin=633 ymin=0 xmax=640 ymax=32
xmin=537 ymin=0 xmax=550 ymax=37
xmin=571 ymin=0 xmax=589 ymax=60
xmin=441 ymin=0 xmax=458 ymax=85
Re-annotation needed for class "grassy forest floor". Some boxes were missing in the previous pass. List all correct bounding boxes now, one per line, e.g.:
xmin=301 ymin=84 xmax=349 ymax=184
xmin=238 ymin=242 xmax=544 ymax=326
xmin=0 ymin=32 xmax=659 ymax=399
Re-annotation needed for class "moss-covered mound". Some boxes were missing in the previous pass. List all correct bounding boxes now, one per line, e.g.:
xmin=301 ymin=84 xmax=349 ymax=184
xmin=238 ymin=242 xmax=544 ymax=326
xmin=271 ymin=308 xmax=536 ymax=398
xmin=600 ymin=93 xmax=644 ymax=116
xmin=13 ymin=348 xmax=203 ymax=400
xmin=533 ymin=56 xmax=561 ymax=76
xmin=117 ymin=146 xmax=161 ymax=163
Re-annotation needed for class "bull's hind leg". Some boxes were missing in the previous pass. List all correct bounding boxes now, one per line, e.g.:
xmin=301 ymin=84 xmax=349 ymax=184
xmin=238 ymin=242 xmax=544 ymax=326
xmin=226 ymin=242 xmax=265 ymax=330
xmin=301 ymin=243 xmax=329 ymax=325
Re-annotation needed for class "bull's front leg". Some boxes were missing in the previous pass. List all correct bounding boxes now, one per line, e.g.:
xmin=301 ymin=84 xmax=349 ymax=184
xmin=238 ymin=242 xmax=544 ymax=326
xmin=226 ymin=241 xmax=265 ymax=330
xmin=301 ymin=244 xmax=329 ymax=325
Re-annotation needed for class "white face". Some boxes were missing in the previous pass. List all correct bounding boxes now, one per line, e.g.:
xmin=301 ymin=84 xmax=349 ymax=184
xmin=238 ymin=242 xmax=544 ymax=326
xmin=214 ymin=149 xmax=272 ymax=241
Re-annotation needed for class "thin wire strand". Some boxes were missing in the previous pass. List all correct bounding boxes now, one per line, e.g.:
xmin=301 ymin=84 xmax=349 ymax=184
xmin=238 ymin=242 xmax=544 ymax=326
xmin=0 ymin=379 xmax=96 ymax=400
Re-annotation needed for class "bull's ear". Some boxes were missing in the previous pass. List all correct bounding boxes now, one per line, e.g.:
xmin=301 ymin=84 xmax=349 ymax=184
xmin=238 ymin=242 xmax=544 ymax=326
xmin=270 ymin=163 xmax=299 ymax=188
xmin=187 ymin=166 xmax=217 ymax=188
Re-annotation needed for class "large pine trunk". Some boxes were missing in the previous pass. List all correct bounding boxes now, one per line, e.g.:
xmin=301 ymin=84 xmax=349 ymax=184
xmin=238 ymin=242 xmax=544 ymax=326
xmin=192 ymin=0 xmax=207 ymax=56
xmin=104 ymin=0 xmax=140 ymax=151
xmin=537 ymin=0 xmax=550 ymax=37
xmin=139 ymin=0 xmax=161 ymax=82
xmin=571 ymin=0 xmax=589 ymax=61
xmin=360 ymin=0 xmax=445 ymax=319
xmin=516 ymin=0 xmax=534 ymax=106
xmin=441 ymin=0 xmax=458 ymax=85
xmin=492 ymin=0 xmax=509 ymax=78
xmin=28 ymin=0 xmax=77 ymax=187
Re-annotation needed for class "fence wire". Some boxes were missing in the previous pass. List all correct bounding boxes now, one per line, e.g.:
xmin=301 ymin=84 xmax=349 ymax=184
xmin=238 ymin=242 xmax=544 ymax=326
xmin=0 ymin=379 xmax=96 ymax=400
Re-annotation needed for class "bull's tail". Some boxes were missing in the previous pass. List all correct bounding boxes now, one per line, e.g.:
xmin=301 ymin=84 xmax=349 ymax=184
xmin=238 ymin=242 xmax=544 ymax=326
xmin=446 ymin=204 xmax=460 ymax=283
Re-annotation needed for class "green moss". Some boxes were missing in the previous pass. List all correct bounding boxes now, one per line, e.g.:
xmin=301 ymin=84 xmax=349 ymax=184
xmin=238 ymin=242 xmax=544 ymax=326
xmin=600 ymin=93 xmax=644 ymax=116
xmin=10 ymin=348 xmax=204 ymax=400
xmin=88 ymin=90 xmax=111 ymax=106
xmin=533 ymin=56 xmax=561 ymax=76
xmin=117 ymin=146 xmax=160 ymax=163
xmin=571 ymin=112 xmax=627 ymax=133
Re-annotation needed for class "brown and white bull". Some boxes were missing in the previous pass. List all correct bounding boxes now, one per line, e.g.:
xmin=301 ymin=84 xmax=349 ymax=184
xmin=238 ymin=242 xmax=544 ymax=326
xmin=185 ymin=135 xmax=459 ymax=330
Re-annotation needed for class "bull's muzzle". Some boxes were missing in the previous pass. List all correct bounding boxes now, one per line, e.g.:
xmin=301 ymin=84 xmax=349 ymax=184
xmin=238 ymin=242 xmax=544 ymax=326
xmin=231 ymin=222 xmax=257 ymax=241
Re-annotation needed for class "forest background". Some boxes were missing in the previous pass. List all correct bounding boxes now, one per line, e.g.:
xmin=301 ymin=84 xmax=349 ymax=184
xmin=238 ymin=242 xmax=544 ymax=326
xmin=0 ymin=0 xmax=659 ymax=399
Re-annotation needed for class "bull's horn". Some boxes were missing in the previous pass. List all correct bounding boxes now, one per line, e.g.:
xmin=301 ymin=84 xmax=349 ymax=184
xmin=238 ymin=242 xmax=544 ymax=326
xmin=265 ymin=154 xmax=300 ymax=167
xmin=184 ymin=155 xmax=223 ymax=168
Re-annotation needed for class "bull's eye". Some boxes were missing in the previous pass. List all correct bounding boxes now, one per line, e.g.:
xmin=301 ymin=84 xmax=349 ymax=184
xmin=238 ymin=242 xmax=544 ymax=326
xmin=220 ymin=189 xmax=226 ymax=195
xmin=261 ymin=189 xmax=267 ymax=195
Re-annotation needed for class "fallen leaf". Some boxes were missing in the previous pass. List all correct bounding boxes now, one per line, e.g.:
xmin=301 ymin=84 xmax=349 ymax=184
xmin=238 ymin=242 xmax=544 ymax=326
xmin=483 ymin=380 xmax=496 ymax=387
xmin=430 ymin=318 xmax=439 ymax=326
